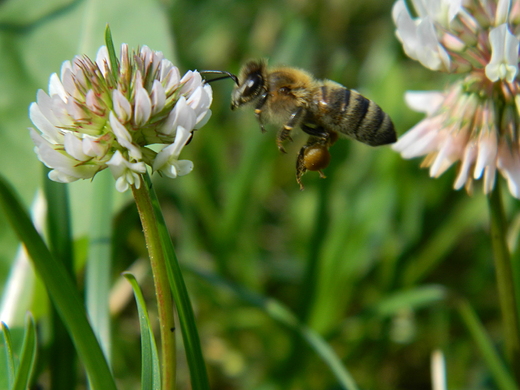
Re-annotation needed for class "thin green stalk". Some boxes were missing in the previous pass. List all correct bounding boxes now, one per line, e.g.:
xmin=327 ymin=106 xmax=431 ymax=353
xmin=132 ymin=182 xmax=176 ymax=390
xmin=143 ymin=173 xmax=209 ymax=390
xmin=488 ymin=184 xmax=520 ymax=378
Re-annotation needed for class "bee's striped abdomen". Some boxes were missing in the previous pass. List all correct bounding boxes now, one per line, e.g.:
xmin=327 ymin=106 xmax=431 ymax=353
xmin=317 ymin=85 xmax=396 ymax=146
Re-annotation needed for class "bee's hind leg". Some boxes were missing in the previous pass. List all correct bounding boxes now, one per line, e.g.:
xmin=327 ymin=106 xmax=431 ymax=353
xmin=296 ymin=145 xmax=308 ymax=190
xmin=277 ymin=107 xmax=305 ymax=153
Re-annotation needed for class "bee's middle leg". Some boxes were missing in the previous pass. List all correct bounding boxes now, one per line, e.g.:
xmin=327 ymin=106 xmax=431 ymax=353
xmin=277 ymin=107 xmax=305 ymax=153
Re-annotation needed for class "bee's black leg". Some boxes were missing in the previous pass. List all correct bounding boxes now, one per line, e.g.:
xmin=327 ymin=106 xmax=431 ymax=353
xmin=301 ymin=123 xmax=329 ymax=139
xmin=254 ymin=92 xmax=269 ymax=133
xmin=277 ymin=107 xmax=305 ymax=153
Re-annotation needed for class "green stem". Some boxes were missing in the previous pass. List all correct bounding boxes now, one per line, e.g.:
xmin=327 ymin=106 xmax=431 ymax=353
xmin=132 ymin=182 xmax=176 ymax=390
xmin=488 ymin=184 xmax=520 ymax=379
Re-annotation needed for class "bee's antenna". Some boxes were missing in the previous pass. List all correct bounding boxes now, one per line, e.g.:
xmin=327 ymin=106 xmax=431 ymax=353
xmin=199 ymin=70 xmax=239 ymax=86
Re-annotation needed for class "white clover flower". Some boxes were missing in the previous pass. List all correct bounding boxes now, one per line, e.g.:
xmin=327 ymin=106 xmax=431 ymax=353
xmin=392 ymin=0 xmax=520 ymax=198
xmin=29 ymin=44 xmax=213 ymax=192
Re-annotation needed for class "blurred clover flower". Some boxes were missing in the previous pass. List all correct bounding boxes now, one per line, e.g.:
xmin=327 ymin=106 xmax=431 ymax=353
xmin=392 ymin=0 xmax=520 ymax=198
xmin=30 ymin=44 xmax=212 ymax=192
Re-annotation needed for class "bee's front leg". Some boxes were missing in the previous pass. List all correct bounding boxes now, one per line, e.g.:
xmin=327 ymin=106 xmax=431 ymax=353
xmin=254 ymin=92 xmax=269 ymax=133
xmin=277 ymin=107 xmax=305 ymax=153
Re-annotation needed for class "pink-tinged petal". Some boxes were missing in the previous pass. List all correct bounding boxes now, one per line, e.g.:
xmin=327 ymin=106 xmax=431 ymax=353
xmin=95 ymin=46 xmax=110 ymax=77
xmin=159 ymin=59 xmax=174 ymax=80
xmin=417 ymin=17 xmax=451 ymax=71
xmin=48 ymin=169 xmax=80 ymax=183
xmin=29 ymin=103 xmax=63 ymax=143
xmin=187 ymin=85 xmax=213 ymax=124
xmin=85 ymin=90 xmax=104 ymax=117
xmin=113 ymin=90 xmax=133 ymax=123
xmin=429 ymin=123 xmax=470 ymax=178
xmin=64 ymin=133 xmax=88 ymax=161
xmin=140 ymin=46 xmax=163 ymax=75
xmin=392 ymin=117 xmax=444 ymax=158
xmin=150 ymin=80 xmax=166 ymax=114
xmin=195 ymin=109 xmax=212 ymax=130
xmin=134 ymin=75 xmax=152 ymax=127
xmin=483 ymin=163 xmax=497 ymax=194
xmin=174 ymin=160 xmax=194 ymax=176
xmin=48 ymin=73 xmax=67 ymax=101
xmin=159 ymin=96 xmax=197 ymax=135
xmin=82 ymin=135 xmax=107 ymax=158
xmin=120 ymin=44 xmax=130 ymax=75
xmin=497 ymin=142 xmax=520 ymax=198
xmin=429 ymin=134 xmax=462 ymax=178
xmin=31 ymin=130 xmax=98 ymax=180
xmin=49 ymin=95 xmax=74 ymax=126
xmin=60 ymin=63 xmax=77 ymax=98
xmin=454 ymin=140 xmax=477 ymax=189
xmin=110 ymin=112 xmax=142 ymax=160
xmin=180 ymin=71 xmax=203 ymax=96
xmin=393 ymin=2 xmax=420 ymax=61
xmin=163 ymin=65 xmax=181 ymax=93
xmin=495 ymin=0 xmax=512 ymax=25
xmin=405 ymin=91 xmax=444 ymax=115
xmin=35 ymin=90 xmax=60 ymax=126
xmin=473 ymin=130 xmax=498 ymax=179
xmin=107 ymin=150 xmax=146 ymax=192
xmin=153 ymin=126 xmax=193 ymax=176
xmin=59 ymin=61 xmax=72 ymax=82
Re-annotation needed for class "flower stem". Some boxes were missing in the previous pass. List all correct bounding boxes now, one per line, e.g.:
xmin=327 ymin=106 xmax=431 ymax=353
xmin=132 ymin=182 xmax=176 ymax=390
xmin=488 ymin=183 xmax=520 ymax=380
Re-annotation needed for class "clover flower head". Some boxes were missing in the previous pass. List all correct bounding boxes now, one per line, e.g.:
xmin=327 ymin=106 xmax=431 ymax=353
xmin=29 ymin=44 xmax=212 ymax=192
xmin=392 ymin=0 xmax=520 ymax=198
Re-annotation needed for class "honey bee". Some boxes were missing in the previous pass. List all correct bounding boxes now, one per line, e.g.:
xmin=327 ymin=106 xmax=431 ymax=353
xmin=202 ymin=59 xmax=396 ymax=189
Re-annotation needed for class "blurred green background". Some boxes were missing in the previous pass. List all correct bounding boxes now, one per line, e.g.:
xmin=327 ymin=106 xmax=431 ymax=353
xmin=0 ymin=0 xmax=516 ymax=389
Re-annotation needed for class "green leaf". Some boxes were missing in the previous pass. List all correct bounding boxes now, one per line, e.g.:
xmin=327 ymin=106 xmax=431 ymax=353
xmin=12 ymin=314 xmax=37 ymax=390
xmin=124 ymin=273 xmax=161 ymax=390
xmin=457 ymin=299 xmax=519 ymax=390
xmin=0 ymin=174 xmax=117 ymax=390
xmin=1 ymin=322 xmax=15 ymax=389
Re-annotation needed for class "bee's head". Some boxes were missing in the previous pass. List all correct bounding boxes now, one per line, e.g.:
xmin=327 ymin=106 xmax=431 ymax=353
xmin=231 ymin=59 xmax=268 ymax=110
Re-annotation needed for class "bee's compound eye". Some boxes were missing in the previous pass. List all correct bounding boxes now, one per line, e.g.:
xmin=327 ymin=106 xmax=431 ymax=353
xmin=242 ymin=73 xmax=263 ymax=98
xmin=303 ymin=145 xmax=330 ymax=171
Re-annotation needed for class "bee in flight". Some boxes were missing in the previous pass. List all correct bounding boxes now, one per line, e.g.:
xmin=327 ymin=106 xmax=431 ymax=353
xmin=202 ymin=59 xmax=396 ymax=189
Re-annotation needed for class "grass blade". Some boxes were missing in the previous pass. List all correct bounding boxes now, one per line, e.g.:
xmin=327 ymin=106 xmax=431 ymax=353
xmin=124 ymin=273 xmax=161 ymax=390
xmin=43 ymin=172 xmax=77 ymax=389
xmin=190 ymin=267 xmax=360 ymax=390
xmin=0 ymin=174 xmax=117 ymax=390
xmin=12 ymin=314 xmax=37 ymax=390
xmin=1 ymin=322 xmax=15 ymax=389
xmin=85 ymin=171 xmax=114 ymax=363
xmin=457 ymin=299 xmax=518 ymax=390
